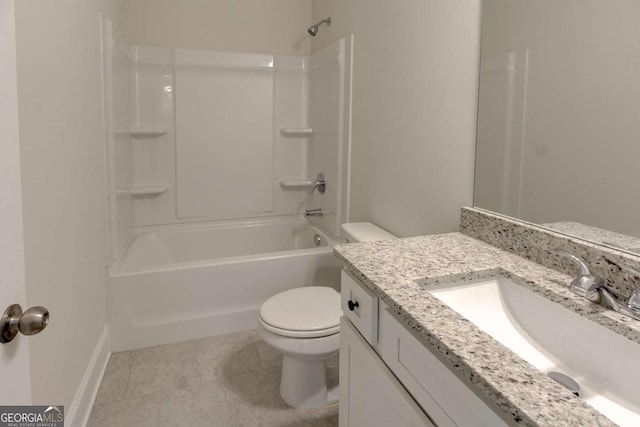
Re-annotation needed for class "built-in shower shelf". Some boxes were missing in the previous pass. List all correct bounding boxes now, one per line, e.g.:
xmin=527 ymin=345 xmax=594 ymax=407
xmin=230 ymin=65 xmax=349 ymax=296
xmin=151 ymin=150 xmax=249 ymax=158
xmin=279 ymin=178 xmax=313 ymax=190
xmin=130 ymin=185 xmax=169 ymax=197
xmin=279 ymin=127 xmax=313 ymax=137
xmin=129 ymin=127 xmax=169 ymax=137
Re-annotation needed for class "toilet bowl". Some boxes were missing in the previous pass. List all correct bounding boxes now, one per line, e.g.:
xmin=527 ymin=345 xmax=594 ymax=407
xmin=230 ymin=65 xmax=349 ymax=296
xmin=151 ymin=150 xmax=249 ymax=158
xmin=257 ymin=286 xmax=341 ymax=408
xmin=257 ymin=222 xmax=396 ymax=409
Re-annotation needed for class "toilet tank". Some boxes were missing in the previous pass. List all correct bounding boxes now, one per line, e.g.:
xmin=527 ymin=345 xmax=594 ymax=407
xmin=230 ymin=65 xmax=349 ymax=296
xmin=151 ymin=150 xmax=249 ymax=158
xmin=341 ymin=222 xmax=396 ymax=243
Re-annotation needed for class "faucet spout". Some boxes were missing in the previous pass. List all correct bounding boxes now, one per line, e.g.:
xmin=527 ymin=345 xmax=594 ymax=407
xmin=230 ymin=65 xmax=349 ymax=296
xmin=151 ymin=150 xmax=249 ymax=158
xmin=305 ymin=208 xmax=323 ymax=218
xmin=555 ymin=250 xmax=601 ymax=302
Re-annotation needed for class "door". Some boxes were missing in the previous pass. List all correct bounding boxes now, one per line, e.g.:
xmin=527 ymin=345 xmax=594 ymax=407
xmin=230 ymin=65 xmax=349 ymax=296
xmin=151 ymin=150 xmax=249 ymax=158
xmin=339 ymin=318 xmax=434 ymax=427
xmin=0 ymin=0 xmax=32 ymax=404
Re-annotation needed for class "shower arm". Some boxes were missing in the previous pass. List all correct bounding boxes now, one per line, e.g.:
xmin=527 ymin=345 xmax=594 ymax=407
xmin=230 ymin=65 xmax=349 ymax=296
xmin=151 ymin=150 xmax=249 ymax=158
xmin=308 ymin=17 xmax=332 ymax=36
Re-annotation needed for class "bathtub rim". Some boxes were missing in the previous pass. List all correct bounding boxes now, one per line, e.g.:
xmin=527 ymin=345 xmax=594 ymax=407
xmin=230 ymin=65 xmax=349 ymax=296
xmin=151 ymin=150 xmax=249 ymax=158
xmin=109 ymin=216 xmax=343 ymax=277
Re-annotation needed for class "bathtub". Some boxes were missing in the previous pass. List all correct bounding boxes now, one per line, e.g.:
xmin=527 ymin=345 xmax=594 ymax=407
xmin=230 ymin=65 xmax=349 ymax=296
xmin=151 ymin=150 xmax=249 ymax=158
xmin=108 ymin=218 xmax=342 ymax=351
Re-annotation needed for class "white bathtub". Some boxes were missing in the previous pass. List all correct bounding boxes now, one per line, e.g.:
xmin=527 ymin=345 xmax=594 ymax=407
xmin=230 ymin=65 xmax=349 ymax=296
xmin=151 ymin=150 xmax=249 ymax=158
xmin=108 ymin=218 xmax=342 ymax=351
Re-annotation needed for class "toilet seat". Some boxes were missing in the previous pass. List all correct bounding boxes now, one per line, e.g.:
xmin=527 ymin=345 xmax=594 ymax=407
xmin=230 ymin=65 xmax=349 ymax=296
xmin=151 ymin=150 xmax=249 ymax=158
xmin=259 ymin=317 xmax=340 ymax=338
xmin=259 ymin=286 xmax=341 ymax=338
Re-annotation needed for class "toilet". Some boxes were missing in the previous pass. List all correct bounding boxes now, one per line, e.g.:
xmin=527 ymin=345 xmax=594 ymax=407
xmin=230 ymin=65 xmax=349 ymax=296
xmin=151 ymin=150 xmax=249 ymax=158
xmin=257 ymin=222 xmax=396 ymax=409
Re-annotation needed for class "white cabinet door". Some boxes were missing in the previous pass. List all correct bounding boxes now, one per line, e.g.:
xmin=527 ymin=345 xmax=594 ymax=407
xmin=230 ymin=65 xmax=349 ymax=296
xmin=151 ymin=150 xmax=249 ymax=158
xmin=0 ymin=0 xmax=32 ymax=404
xmin=339 ymin=318 xmax=434 ymax=427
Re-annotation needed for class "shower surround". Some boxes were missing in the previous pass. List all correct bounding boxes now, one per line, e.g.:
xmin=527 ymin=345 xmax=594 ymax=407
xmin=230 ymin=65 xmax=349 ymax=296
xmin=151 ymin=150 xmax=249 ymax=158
xmin=102 ymin=33 xmax=353 ymax=350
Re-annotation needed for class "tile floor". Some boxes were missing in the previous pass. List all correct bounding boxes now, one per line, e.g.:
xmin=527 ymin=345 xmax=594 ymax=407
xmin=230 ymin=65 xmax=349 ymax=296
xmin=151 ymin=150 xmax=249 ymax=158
xmin=87 ymin=330 xmax=338 ymax=427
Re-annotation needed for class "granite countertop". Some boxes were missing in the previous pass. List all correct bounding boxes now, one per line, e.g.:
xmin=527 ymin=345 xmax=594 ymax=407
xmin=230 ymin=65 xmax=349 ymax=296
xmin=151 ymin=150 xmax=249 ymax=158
xmin=334 ymin=232 xmax=640 ymax=427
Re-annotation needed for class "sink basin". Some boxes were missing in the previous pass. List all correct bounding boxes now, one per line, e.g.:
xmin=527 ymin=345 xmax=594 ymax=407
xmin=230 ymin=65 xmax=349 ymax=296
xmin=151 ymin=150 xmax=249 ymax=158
xmin=427 ymin=275 xmax=640 ymax=425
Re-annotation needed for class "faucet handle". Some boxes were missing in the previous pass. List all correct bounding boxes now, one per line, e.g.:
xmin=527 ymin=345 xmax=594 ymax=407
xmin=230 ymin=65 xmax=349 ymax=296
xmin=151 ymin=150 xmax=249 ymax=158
xmin=310 ymin=173 xmax=326 ymax=195
xmin=628 ymin=288 xmax=640 ymax=313
xmin=612 ymin=263 xmax=640 ymax=313
xmin=555 ymin=250 xmax=601 ymax=302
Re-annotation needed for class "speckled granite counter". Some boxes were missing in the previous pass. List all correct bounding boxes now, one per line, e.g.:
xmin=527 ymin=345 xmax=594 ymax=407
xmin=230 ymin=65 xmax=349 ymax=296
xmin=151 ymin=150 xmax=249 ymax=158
xmin=334 ymin=232 xmax=640 ymax=427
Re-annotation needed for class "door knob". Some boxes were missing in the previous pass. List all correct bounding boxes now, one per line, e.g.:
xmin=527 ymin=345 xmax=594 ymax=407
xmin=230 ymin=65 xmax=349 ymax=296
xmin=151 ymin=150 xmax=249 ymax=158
xmin=1 ymin=304 xmax=49 ymax=343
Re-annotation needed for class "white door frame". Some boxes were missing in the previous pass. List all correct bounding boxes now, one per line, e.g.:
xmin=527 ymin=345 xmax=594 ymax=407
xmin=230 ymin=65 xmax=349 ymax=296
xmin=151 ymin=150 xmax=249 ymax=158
xmin=0 ymin=0 xmax=33 ymax=404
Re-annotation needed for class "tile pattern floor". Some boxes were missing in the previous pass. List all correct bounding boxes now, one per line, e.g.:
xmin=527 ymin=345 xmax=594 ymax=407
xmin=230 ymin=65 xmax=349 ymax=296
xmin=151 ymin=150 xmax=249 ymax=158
xmin=88 ymin=330 xmax=338 ymax=427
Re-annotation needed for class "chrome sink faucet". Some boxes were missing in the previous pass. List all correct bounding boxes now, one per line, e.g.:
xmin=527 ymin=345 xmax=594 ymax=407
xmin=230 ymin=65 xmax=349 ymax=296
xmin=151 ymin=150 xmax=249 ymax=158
xmin=555 ymin=251 xmax=602 ymax=302
xmin=556 ymin=250 xmax=640 ymax=321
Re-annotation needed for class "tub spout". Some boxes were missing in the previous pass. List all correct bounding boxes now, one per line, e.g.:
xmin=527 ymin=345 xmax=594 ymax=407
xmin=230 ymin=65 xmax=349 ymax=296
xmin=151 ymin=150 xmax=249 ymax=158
xmin=305 ymin=208 xmax=323 ymax=218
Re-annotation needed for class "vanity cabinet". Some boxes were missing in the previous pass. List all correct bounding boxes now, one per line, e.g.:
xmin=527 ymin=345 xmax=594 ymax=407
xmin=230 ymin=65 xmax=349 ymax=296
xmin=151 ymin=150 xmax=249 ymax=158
xmin=339 ymin=270 xmax=509 ymax=427
xmin=340 ymin=318 xmax=434 ymax=426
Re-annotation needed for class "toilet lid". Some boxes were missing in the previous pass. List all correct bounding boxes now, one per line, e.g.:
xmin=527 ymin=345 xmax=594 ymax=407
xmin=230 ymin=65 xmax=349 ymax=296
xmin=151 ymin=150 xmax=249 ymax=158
xmin=260 ymin=287 xmax=341 ymax=336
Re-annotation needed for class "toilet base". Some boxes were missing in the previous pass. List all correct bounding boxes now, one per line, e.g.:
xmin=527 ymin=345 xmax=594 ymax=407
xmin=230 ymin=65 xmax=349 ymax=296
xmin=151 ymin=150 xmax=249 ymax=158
xmin=280 ymin=355 xmax=339 ymax=409
xmin=256 ymin=317 xmax=340 ymax=409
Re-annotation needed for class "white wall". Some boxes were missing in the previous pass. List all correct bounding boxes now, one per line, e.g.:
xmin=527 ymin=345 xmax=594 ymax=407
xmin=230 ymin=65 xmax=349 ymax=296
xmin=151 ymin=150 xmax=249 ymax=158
xmin=126 ymin=48 xmax=309 ymax=228
xmin=480 ymin=0 xmax=640 ymax=236
xmin=14 ymin=0 xmax=123 ymax=413
xmin=311 ymin=0 xmax=481 ymax=237
xmin=175 ymin=51 xmax=276 ymax=219
xmin=124 ymin=0 xmax=312 ymax=56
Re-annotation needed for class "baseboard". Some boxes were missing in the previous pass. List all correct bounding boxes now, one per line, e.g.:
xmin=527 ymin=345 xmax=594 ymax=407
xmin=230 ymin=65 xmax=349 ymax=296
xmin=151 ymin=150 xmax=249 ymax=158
xmin=66 ymin=325 xmax=110 ymax=427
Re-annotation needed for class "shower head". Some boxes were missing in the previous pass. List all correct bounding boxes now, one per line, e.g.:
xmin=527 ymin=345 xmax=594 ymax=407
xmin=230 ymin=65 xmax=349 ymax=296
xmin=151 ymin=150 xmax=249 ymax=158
xmin=308 ymin=17 xmax=331 ymax=36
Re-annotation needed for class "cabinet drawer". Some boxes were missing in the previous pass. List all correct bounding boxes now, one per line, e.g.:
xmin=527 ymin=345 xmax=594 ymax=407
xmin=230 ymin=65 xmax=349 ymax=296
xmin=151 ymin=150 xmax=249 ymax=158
xmin=341 ymin=270 xmax=378 ymax=345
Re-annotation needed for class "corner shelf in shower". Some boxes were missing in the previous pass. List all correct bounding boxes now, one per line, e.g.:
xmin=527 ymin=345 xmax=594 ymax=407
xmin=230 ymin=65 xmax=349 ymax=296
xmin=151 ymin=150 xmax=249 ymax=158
xmin=279 ymin=127 xmax=313 ymax=137
xmin=279 ymin=178 xmax=313 ymax=190
xmin=129 ymin=127 xmax=169 ymax=138
xmin=130 ymin=184 xmax=169 ymax=197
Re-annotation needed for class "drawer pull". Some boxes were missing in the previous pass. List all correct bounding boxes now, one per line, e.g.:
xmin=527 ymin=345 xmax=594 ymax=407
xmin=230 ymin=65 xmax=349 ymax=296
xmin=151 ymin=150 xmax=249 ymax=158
xmin=348 ymin=300 xmax=360 ymax=311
